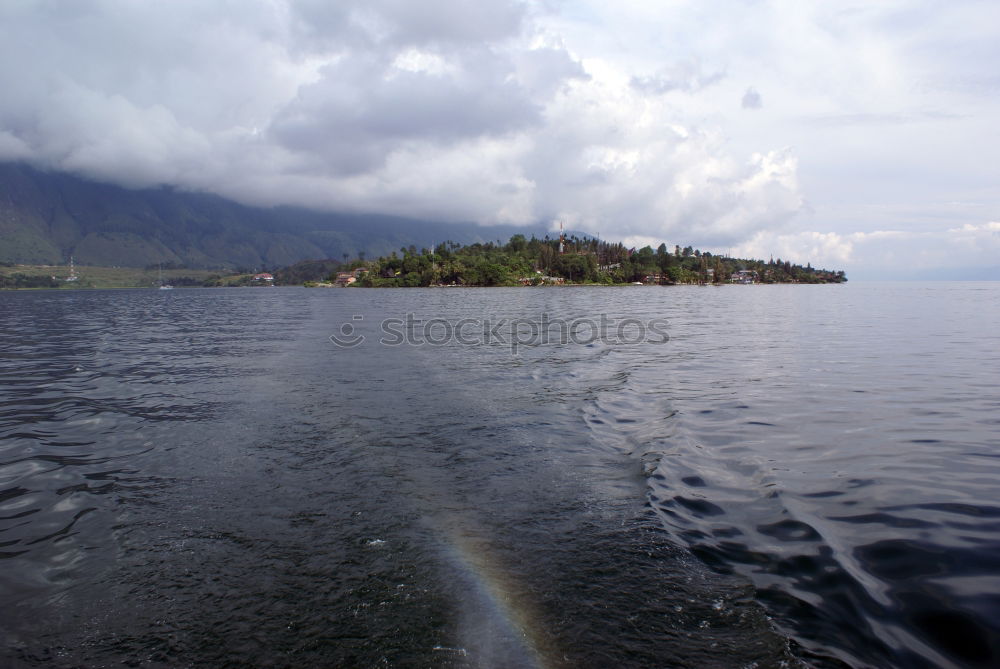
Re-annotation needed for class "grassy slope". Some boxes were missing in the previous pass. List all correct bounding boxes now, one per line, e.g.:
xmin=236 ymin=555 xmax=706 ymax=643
xmin=0 ymin=264 xmax=226 ymax=289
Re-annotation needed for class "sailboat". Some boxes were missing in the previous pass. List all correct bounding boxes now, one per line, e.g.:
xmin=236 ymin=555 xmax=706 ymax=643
xmin=158 ymin=264 xmax=173 ymax=290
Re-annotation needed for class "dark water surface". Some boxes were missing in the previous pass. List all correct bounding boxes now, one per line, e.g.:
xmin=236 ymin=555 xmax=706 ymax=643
xmin=1 ymin=283 xmax=998 ymax=668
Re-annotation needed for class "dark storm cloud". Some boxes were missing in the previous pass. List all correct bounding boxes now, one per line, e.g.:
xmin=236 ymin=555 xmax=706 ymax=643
xmin=0 ymin=0 xmax=582 ymax=190
xmin=269 ymin=49 xmax=548 ymax=174
xmin=0 ymin=0 xmax=808 ymax=248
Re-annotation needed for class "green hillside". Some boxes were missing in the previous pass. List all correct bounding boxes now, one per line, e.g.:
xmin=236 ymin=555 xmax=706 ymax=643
xmin=0 ymin=163 xmax=545 ymax=269
xmin=0 ymin=263 xmax=225 ymax=289
xmin=358 ymin=236 xmax=846 ymax=286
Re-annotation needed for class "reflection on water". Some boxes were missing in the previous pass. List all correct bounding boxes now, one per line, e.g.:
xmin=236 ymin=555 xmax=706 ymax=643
xmin=1 ymin=283 xmax=999 ymax=667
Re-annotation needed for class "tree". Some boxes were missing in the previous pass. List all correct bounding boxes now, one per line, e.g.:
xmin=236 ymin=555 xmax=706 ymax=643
xmin=339 ymin=234 xmax=846 ymax=287
xmin=481 ymin=262 xmax=508 ymax=286
xmin=538 ymin=244 xmax=554 ymax=273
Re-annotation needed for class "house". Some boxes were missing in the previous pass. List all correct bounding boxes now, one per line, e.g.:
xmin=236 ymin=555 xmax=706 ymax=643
xmin=334 ymin=272 xmax=357 ymax=286
xmin=252 ymin=272 xmax=274 ymax=283
xmin=730 ymin=270 xmax=758 ymax=284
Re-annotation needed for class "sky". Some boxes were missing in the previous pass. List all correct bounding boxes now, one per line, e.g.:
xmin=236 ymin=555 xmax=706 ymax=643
xmin=1 ymin=0 xmax=998 ymax=277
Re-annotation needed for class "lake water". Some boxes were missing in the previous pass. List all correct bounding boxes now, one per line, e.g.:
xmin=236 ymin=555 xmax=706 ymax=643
xmin=1 ymin=283 xmax=998 ymax=668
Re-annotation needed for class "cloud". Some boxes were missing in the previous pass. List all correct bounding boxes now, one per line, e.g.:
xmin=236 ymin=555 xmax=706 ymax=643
xmin=948 ymin=221 xmax=1000 ymax=234
xmin=0 ymin=131 xmax=30 ymax=160
xmin=0 ymin=0 xmax=805 ymax=247
xmin=289 ymin=0 xmax=527 ymax=50
xmin=741 ymin=87 xmax=762 ymax=109
xmin=802 ymin=111 xmax=964 ymax=126
xmin=630 ymin=59 xmax=725 ymax=95
xmin=268 ymin=47 xmax=551 ymax=175
xmin=1 ymin=0 xmax=997 ymax=276
xmin=733 ymin=230 xmax=854 ymax=268
xmin=729 ymin=221 xmax=1000 ymax=278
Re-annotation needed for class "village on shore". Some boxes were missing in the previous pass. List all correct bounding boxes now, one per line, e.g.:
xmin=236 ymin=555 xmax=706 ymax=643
xmin=318 ymin=234 xmax=846 ymax=288
xmin=1 ymin=234 xmax=846 ymax=290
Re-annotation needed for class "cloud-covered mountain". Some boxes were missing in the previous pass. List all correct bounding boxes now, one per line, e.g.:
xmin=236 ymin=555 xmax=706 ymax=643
xmin=0 ymin=163 xmax=546 ymax=269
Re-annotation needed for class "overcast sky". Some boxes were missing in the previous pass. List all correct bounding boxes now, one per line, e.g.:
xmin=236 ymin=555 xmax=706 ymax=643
xmin=1 ymin=0 xmax=998 ymax=276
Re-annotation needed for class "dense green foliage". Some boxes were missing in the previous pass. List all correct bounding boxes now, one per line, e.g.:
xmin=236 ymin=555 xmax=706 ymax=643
xmin=273 ymin=259 xmax=346 ymax=285
xmin=0 ymin=273 xmax=62 ymax=289
xmin=355 ymin=236 xmax=846 ymax=287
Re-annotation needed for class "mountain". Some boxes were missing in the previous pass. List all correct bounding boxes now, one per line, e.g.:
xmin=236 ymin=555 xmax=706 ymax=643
xmin=0 ymin=163 xmax=549 ymax=269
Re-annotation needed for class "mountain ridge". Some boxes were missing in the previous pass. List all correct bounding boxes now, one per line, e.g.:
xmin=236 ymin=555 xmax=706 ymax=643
xmin=0 ymin=163 xmax=549 ymax=269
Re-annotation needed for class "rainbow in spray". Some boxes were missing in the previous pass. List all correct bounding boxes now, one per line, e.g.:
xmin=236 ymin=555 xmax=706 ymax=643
xmin=430 ymin=518 xmax=562 ymax=669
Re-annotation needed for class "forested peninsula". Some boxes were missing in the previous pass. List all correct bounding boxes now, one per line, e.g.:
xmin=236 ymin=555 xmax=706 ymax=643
xmin=349 ymin=235 xmax=847 ymax=287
